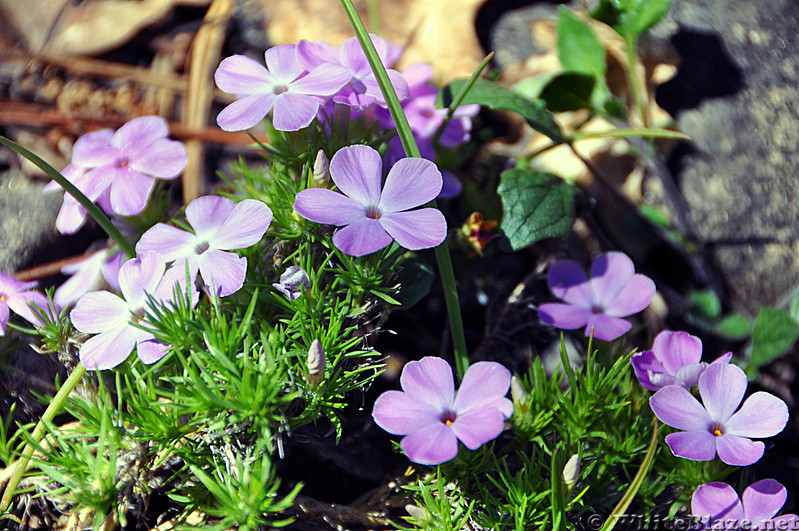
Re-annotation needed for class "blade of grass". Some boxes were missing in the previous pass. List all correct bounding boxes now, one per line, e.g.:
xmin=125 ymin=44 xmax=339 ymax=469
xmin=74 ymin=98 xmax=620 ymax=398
xmin=0 ymin=136 xmax=135 ymax=258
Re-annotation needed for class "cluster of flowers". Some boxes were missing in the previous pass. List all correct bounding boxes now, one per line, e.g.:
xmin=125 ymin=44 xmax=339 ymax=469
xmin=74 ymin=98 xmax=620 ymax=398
xmin=537 ymin=251 xmax=792 ymax=528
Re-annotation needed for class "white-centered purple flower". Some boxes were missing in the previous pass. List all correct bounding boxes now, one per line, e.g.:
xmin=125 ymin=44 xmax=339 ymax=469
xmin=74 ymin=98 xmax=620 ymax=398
xmin=372 ymin=356 xmax=513 ymax=465
xmin=649 ymin=363 xmax=788 ymax=466
xmin=632 ymin=330 xmax=732 ymax=391
xmin=54 ymin=247 xmax=123 ymax=308
xmin=44 ymin=117 xmax=188 ymax=233
xmin=0 ymin=273 xmax=55 ymax=334
xmin=293 ymin=145 xmax=447 ymax=257
xmin=538 ymin=252 xmax=655 ymax=341
xmin=214 ymin=44 xmax=351 ymax=132
xmin=296 ymin=35 xmax=409 ymax=111
xmin=692 ymin=480 xmax=798 ymax=530
xmin=71 ymin=252 xmax=197 ymax=370
xmin=272 ymin=265 xmax=310 ymax=300
xmin=136 ymin=195 xmax=272 ymax=297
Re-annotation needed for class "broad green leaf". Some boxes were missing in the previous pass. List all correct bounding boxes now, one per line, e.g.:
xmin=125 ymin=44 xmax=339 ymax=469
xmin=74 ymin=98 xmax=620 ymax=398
xmin=437 ymin=78 xmax=564 ymax=142
xmin=395 ymin=256 xmax=434 ymax=309
xmin=789 ymin=285 xmax=799 ymax=323
xmin=750 ymin=307 xmax=799 ymax=368
xmin=591 ymin=0 xmax=670 ymax=40
xmin=689 ymin=289 xmax=721 ymax=320
xmin=498 ymin=169 xmax=576 ymax=251
xmin=540 ymin=72 xmax=595 ymax=112
xmin=715 ymin=314 xmax=752 ymax=340
xmin=558 ymin=7 xmax=606 ymax=79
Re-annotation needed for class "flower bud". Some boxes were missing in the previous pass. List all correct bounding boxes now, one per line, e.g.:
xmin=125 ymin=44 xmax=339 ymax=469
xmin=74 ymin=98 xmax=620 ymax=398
xmin=312 ymin=150 xmax=330 ymax=187
xmin=510 ymin=376 xmax=526 ymax=405
xmin=404 ymin=504 xmax=431 ymax=524
xmin=272 ymin=266 xmax=310 ymax=300
xmin=562 ymin=454 xmax=580 ymax=490
xmin=307 ymin=339 xmax=325 ymax=387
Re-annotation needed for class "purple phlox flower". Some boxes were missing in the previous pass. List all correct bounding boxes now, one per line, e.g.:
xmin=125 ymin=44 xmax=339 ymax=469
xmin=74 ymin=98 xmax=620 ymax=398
xmin=632 ymin=330 xmax=732 ymax=391
xmin=0 ymin=272 xmax=57 ymax=334
xmin=692 ymin=479 xmax=798 ymax=530
xmin=54 ymin=246 xmax=124 ymax=308
xmin=215 ymin=44 xmax=351 ymax=132
xmin=273 ymin=265 xmax=310 ymax=300
xmin=293 ymin=144 xmax=447 ymax=257
xmin=44 ymin=118 xmax=188 ymax=233
xmin=137 ymin=195 xmax=272 ymax=297
xmin=296 ymin=35 xmax=409 ymax=111
xmin=71 ymin=251 xmax=198 ymax=370
xmin=538 ymin=252 xmax=656 ymax=341
xmin=650 ymin=362 xmax=788 ymax=466
xmin=372 ymin=356 xmax=514 ymax=465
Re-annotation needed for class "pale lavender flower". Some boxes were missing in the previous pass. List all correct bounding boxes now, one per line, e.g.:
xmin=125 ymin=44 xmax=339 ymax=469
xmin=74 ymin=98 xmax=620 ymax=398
xmin=136 ymin=196 xmax=272 ymax=297
xmin=0 ymin=273 xmax=55 ymax=334
xmin=215 ymin=44 xmax=351 ymax=132
xmin=538 ymin=252 xmax=655 ymax=341
xmin=273 ymin=266 xmax=309 ymax=300
xmin=632 ymin=330 xmax=732 ymax=391
xmin=293 ymin=145 xmax=447 ymax=256
xmin=372 ymin=356 xmax=513 ymax=465
xmin=650 ymin=363 xmax=788 ymax=466
xmin=296 ymin=35 xmax=409 ymax=111
xmin=54 ymin=247 xmax=123 ymax=308
xmin=692 ymin=480 xmax=798 ymax=530
xmin=71 ymin=252 xmax=196 ymax=370
xmin=44 ymin=117 xmax=188 ymax=233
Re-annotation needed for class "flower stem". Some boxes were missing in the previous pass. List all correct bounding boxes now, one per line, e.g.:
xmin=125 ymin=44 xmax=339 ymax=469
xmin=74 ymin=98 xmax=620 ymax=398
xmin=339 ymin=0 xmax=470 ymax=379
xmin=0 ymin=136 xmax=136 ymax=259
xmin=0 ymin=362 xmax=88 ymax=513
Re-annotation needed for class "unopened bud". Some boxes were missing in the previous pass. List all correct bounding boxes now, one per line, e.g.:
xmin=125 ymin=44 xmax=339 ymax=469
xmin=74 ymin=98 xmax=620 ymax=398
xmin=312 ymin=150 xmax=330 ymax=187
xmin=272 ymin=266 xmax=310 ymax=300
xmin=562 ymin=454 xmax=580 ymax=490
xmin=404 ymin=504 xmax=431 ymax=524
xmin=307 ymin=339 xmax=325 ymax=387
xmin=510 ymin=376 xmax=526 ymax=405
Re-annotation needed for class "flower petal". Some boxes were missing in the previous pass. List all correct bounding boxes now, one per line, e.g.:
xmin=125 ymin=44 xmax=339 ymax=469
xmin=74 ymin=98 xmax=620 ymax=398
xmin=603 ymin=274 xmax=655 ymax=317
xmin=130 ymin=139 xmax=187 ymax=179
xmin=453 ymin=361 xmax=511 ymax=416
xmin=675 ymin=363 xmax=708 ymax=389
xmin=152 ymin=259 xmax=199 ymax=307
xmin=450 ymin=406 xmax=504 ymax=450
xmin=112 ymin=116 xmax=167 ymax=154
xmin=186 ymin=195 xmax=236 ymax=241
xmin=6 ymin=292 xmax=53 ymax=327
xmin=296 ymin=39 xmax=338 ymax=70
xmin=264 ymin=44 xmax=303 ymax=83
xmin=207 ymin=199 xmax=272 ymax=250
xmin=0 ymin=302 xmax=8 ymax=336
xmin=332 ymin=217 xmax=393 ymax=256
xmin=55 ymin=197 xmax=88 ymax=234
xmin=71 ymin=129 xmax=116 ymax=167
xmin=691 ymin=482 xmax=745 ymax=522
xmin=79 ymin=324 xmax=139 ymax=370
xmin=650 ymin=385 xmax=712 ymax=431
xmin=584 ymin=313 xmax=631 ymax=341
xmin=70 ymin=291 xmax=130 ymax=333
xmin=631 ymin=350 xmax=665 ymax=391
xmin=294 ymin=188 xmax=366 ymax=225
xmin=743 ymin=479 xmax=787 ymax=523
xmin=538 ymin=303 xmax=592 ymax=329
xmin=137 ymin=336 xmax=169 ymax=364
xmin=216 ymin=94 xmax=276 ymax=131
xmin=715 ymin=434 xmax=764 ymax=466
xmin=439 ymin=171 xmax=462 ymax=199
xmin=400 ymin=357 xmax=454 ymax=412
xmin=589 ymin=251 xmax=634 ymax=306
xmin=699 ymin=363 xmax=747 ymax=424
xmin=372 ymin=390 xmax=440 ymax=435
xmin=378 ymin=209 xmax=447 ymax=250
xmin=378 ymin=158 xmax=442 ymax=213
xmin=548 ymin=260 xmax=592 ymax=307
xmin=109 ymin=168 xmax=154 ymax=216
xmin=724 ymin=391 xmax=788 ymax=438
xmin=118 ymin=252 xmax=165 ymax=310
xmin=136 ymin=223 xmax=196 ymax=263
xmin=290 ymin=63 xmax=351 ymax=96
xmin=272 ymin=92 xmax=322 ymax=131
xmin=664 ymin=430 xmax=718 ymax=461
xmin=198 ymin=250 xmax=247 ymax=297
xmin=0 ymin=272 xmax=36 ymax=294
xmin=651 ymin=330 xmax=703 ymax=375
xmin=400 ymin=422 xmax=459 ymax=466
xmin=329 ymin=145 xmax=383 ymax=206
xmin=214 ymin=54 xmax=275 ymax=95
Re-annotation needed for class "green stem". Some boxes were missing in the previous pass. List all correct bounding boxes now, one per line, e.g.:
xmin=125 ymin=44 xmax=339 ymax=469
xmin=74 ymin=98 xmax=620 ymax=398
xmin=0 ymin=363 xmax=88 ymax=513
xmin=338 ymin=0 xmax=469 ymax=379
xmin=624 ymin=36 xmax=648 ymax=128
xmin=525 ymin=127 xmax=688 ymax=160
xmin=0 ymin=136 xmax=136 ymax=259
